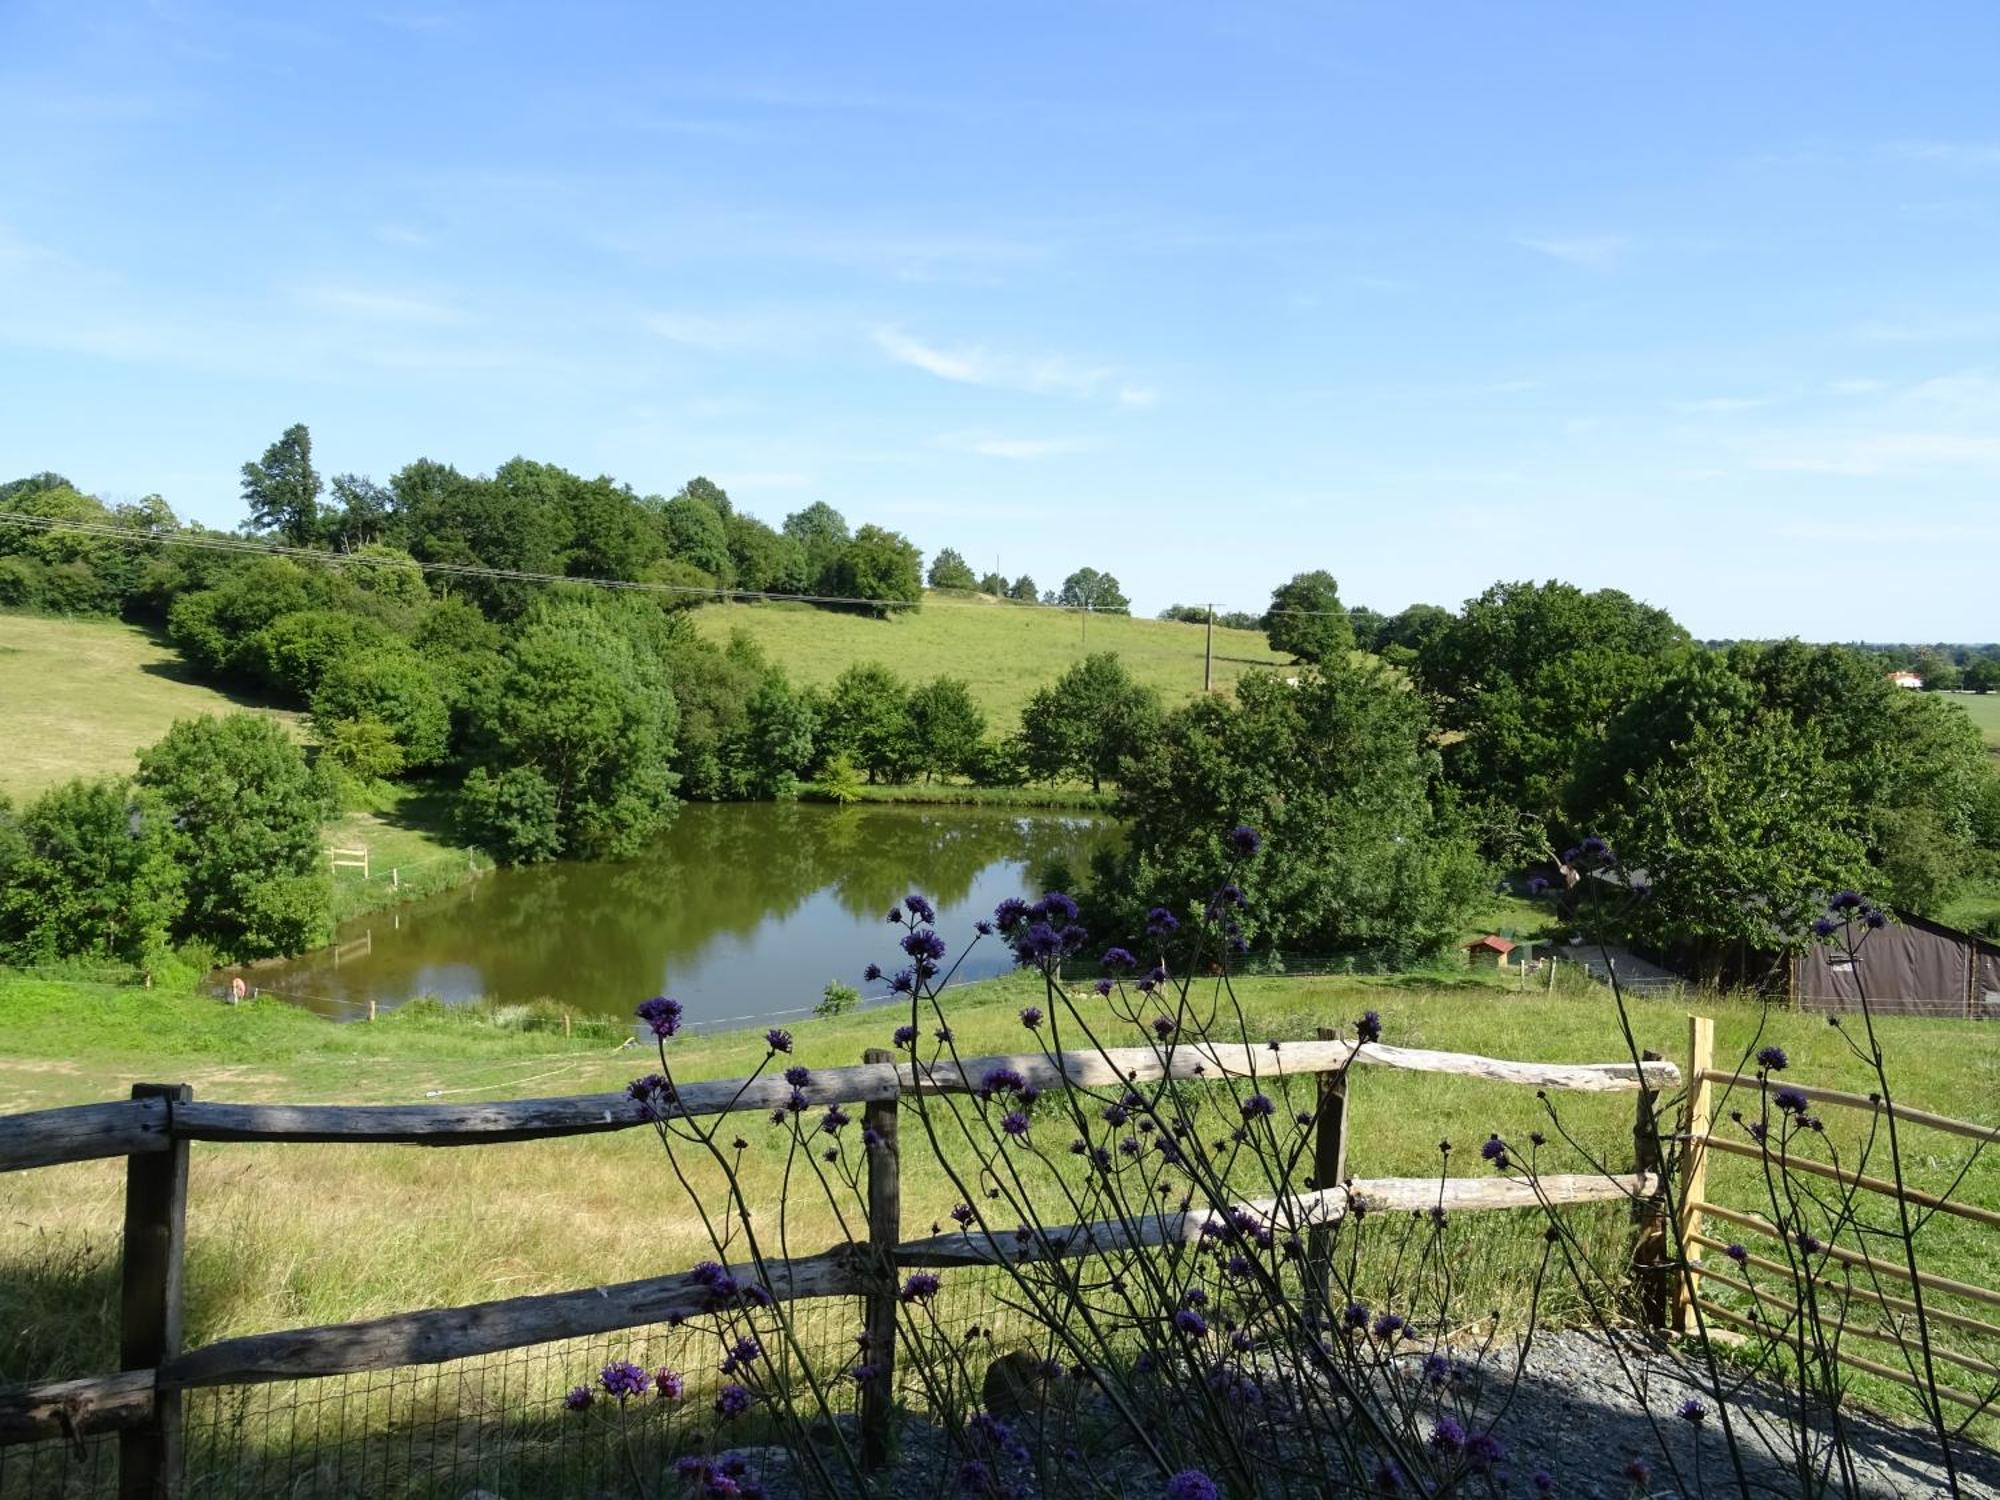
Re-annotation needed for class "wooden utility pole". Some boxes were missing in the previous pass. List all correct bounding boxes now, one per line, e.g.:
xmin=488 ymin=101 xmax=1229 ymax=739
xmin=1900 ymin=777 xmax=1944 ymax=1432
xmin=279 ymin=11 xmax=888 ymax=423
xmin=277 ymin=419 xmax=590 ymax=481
xmin=121 ymin=1083 xmax=191 ymax=1499
xmin=1204 ymin=603 xmax=1215 ymax=693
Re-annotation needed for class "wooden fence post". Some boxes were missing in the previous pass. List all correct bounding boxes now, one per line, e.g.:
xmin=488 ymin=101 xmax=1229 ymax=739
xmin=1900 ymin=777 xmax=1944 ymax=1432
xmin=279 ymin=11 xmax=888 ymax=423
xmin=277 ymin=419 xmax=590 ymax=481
xmin=859 ymin=1050 xmax=901 ymax=1470
xmin=120 ymin=1083 xmax=190 ymax=1500
xmin=1631 ymin=1049 xmax=1669 ymax=1328
xmin=1673 ymin=1016 xmax=1715 ymax=1333
xmin=1305 ymin=1026 xmax=1350 ymax=1306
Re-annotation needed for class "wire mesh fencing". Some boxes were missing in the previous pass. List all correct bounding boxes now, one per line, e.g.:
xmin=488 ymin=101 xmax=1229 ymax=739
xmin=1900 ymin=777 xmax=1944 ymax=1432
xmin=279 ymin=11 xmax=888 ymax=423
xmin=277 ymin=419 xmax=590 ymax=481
xmin=0 ymin=1269 xmax=1044 ymax=1500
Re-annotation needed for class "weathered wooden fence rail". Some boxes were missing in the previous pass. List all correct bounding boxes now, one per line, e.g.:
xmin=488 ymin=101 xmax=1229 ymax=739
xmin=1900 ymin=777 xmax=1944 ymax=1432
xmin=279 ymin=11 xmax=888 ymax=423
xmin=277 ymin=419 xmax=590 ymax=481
xmin=0 ymin=1035 xmax=1682 ymax=1495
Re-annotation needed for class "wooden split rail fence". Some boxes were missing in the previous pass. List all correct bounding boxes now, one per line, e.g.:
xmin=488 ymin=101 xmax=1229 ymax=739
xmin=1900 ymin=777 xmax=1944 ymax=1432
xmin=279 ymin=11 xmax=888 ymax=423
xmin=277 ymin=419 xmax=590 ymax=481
xmin=0 ymin=1033 xmax=1684 ymax=1496
xmin=1673 ymin=1015 xmax=2000 ymax=1416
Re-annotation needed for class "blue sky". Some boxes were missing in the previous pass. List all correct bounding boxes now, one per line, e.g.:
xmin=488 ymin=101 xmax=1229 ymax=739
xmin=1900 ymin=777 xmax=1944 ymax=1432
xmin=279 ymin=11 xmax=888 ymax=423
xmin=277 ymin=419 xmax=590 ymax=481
xmin=4 ymin=2 xmax=1998 ymax=639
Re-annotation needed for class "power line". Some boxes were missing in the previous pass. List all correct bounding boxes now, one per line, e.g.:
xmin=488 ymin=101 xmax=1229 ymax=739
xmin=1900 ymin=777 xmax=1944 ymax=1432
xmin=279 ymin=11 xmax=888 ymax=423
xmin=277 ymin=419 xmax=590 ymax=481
xmin=0 ymin=510 xmax=1365 ymax=621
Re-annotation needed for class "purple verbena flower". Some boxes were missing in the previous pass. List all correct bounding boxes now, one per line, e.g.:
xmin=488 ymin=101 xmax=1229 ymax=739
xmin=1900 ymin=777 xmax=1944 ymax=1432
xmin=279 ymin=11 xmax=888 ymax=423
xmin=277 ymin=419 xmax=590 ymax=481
xmin=1677 ymin=1398 xmax=1706 ymax=1424
xmin=563 ymin=1384 xmax=593 ymax=1411
xmin=893 ymin=1023 xmax=918 ymax=1048
xmin=715 ymin=1383 xmax=754 ymax=1420
xmin=1430 ymin=1416 xmax=1467 ymax=1454
xmin=899 ymin=1272 xmax=942 ymax=1303
xmin=654 ymin=1367 xmax=684 ymax=1400
xmin=1147 ymin=906 xmax=1180 ymax=937
xmin=637 ymin=995 xmax=684 ymax=1039
xmin=905 ymin=893 xmax=936 ymax=924
xmin=1226 ymin=825 xmax=1262 ymax=857
xmin=1172 ymin=1308 xmax=1208 ymax=1337
xmin=1756 ymin=1045 xmax=1788 ymax=1073
xmin=1356 ymin=1010 xmax=1382 ymax=1044
xmin=599 ymin=1360 xmax=649 ymax=1401
xmin=1773 ymin=1087 xmax=1808 ymax=1114
xmin=1102 ymin=946 xmax=1137 ymax=972
xmin=765 ymin=1028 xmax=792 ymax=1054
xmin=992 ymin=897 xmax=1030 ymax=933
xmin=1166 ymin=1471 xmax=1220 ymax=1500
xmin=1240 ymin=1093 xmax=1276 ymax=1119
xmin=1019 ymin=1006 xmax=1043 ymax=1029
xmin=1001 ymin=1110 xmax=1031 ymax=1138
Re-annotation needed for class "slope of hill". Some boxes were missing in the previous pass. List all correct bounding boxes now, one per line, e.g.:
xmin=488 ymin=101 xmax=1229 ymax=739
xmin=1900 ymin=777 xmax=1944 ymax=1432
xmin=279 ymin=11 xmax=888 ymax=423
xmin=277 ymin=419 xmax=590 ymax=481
xmin=0 ymin=613 xmax=302 ymax=801
xmin=691 ymin=594 xmax=1290 ymax=723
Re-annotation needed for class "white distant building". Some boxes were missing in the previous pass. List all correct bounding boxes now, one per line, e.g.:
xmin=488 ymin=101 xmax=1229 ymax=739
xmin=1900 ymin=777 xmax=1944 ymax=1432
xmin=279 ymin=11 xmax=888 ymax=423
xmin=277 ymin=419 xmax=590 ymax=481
xmin=1888 ymin=670 xmax=1924 ymax=690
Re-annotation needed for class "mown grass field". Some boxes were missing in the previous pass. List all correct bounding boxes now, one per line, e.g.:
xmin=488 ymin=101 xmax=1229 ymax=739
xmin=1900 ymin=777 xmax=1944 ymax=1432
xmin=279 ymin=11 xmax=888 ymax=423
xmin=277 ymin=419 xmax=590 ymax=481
xmin=0 ymin=613 xmax=301 ymax=802
xmin=3 ymin=967 xmax=1994 ymax=1447
xmin=692 ymin=594 xmax=1291 ymax=724
xmin=1952 ymin=691 xmax=2000 ymax=753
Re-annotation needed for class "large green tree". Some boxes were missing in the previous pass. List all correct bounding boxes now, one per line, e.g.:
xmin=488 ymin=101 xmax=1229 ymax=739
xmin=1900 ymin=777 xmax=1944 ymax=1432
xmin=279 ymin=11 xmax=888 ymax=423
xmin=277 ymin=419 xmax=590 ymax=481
xmin=1593 ymin=716 xmax=1872 ymax=980
xmin=0 ymin=779 xmax=184 ymax=965
xmin=1264 ymin=570 xmax=1354 ymax=664
xmin=136 ymin=714 xmax=335 ymax=959
xmin=1416 ymin=580 xmax=1688 ymax=846
xmin=1090 ymin=660 xmax=1486 ymax=964
xmin=816 ymin=663 xmax=915 ymax=782
xmin=928 ymin=548 xmax=978 ymax=591
xmin=458 ymin=600 xmax=680 ymax=861
xmin=827 ymin=525 xmax=922 ymax=614
xmin=241 ymin=423 xmax=323 ymax=545
xmin=659 ymin=492 xmax=734 ymax=582
xmin=782 ymin=502 xmax=852 ymax=591
xmin=310 ymin=645 xmax=452 ymax=770
xmin=1058 ymin=567 xmax=1130 ymax=613
xmin=906 ymin=677 xmax=987 ymax=781
xmin=1018 ymin=652 xmax=1161 ymax=792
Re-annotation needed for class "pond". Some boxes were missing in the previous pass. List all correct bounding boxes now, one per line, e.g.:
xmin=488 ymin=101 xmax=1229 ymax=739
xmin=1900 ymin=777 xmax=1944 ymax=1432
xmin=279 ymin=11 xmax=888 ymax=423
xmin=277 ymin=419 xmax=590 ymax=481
xmin=252 ymin=803 xmax=1114 ymax=1030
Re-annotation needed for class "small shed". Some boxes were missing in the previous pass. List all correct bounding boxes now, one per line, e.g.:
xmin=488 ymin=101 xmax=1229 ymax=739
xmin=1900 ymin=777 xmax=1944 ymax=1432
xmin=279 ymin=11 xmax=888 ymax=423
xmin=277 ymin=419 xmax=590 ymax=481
xmin=1464 ymin=934 xmax=1516 ymax=970
xmin=1888 ymin=670 xmax=1924 ymax=690
xmin=1793 ymin=912 xmax=2000 ymax=1020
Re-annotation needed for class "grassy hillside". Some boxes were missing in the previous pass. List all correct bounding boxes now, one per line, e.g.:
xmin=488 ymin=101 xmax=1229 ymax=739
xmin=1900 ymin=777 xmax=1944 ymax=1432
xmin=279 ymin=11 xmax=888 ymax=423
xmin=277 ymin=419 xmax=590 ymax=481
xmin=1951 ymin=690 xmax=2000 ymax=753
xmin=0 ymin=612 xmax=301 ymax=801
xmin=692 ymin=594 xmax=1291 ymax=723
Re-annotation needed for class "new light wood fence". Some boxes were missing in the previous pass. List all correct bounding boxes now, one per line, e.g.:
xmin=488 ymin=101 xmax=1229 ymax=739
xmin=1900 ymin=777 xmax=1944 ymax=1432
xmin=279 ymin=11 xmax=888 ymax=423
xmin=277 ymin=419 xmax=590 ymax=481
xmin=0 ymin=1034 xmax=1682 ymax=1498
xmin=1673 ymin=1014 xmax=2000 ymax=1416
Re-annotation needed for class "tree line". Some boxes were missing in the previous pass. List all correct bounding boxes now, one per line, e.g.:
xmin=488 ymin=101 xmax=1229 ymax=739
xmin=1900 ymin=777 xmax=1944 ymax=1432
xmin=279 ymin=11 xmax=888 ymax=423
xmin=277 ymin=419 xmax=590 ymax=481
xmin=9 ymin=437 xmax=2000 ymax=983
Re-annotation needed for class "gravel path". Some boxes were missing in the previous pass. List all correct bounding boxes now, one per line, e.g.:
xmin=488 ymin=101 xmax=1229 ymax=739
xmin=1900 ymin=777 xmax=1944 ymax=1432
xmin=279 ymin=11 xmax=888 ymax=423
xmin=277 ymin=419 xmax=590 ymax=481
xmin=564 ymin=1330 xmax=1998 ymax=1498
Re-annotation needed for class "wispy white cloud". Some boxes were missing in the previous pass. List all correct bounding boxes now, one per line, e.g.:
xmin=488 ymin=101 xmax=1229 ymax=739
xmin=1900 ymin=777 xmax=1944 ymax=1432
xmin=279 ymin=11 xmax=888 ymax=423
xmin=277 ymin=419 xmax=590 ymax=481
xmin=374 ymin=224 xmax=430 ymax=247
xmin=1670 ymin=394 xmax=1777 ymax=415
xmin=296 ymin=284 xmax=466 ymax=325
xmin=1851 ymin=314 xmax=2000 ymax=344
xmin=873 ymin=325 xmax=1140 ymax=402
xmin=1828 ymin=377 xmax=1887 ymax=395
xmin=1887 ymin=140 xmax=2000 ymax=168
xmin=647 ymin=308 xmax=836 ymax=357
xmin=937 ymin=433 xmax=1090 ymax=460
xmin=876 ymin=326 xmax=989 ymax=383
xmin=1752 ymin=432 xmax=2000 ymax=476
xmin=1514 ymin=233 xmax=1629 ymax=268
xmin=1900 ymin=370 xmax=2000 ymax=410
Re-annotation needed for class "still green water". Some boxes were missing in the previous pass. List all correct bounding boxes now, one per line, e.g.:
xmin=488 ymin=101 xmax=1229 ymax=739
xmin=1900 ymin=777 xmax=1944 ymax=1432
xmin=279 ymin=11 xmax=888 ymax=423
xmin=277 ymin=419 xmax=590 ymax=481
xmin=257 ymin=803 xmax=1113 ymax=1028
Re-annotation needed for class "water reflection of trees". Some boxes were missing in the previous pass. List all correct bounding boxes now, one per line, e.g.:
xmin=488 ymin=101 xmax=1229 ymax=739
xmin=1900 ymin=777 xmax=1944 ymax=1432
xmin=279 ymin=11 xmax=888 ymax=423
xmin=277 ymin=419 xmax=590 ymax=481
xmin=274 ymin=806 xmax=1110 ymax=1014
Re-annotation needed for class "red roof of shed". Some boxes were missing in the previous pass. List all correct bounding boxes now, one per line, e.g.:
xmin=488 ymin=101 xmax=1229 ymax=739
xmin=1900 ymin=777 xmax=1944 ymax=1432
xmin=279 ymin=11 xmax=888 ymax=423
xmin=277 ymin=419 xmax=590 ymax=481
xmin=1464 ymin=934 xmax=1516 ymax=954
